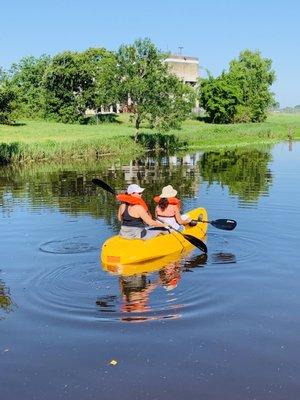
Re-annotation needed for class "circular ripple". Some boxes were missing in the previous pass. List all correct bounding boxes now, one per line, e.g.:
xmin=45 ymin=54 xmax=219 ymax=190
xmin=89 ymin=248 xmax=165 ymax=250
xmin=39 ymin=236 xmax=98 ymax=254
xmin=24 ymin=261 xmax=116 ymax=323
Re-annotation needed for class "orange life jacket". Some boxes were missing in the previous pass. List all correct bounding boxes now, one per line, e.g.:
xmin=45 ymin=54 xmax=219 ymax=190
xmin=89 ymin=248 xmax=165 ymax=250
xmin=116 ymin=194 xmax=149 ymax=212
xmin=153 ymin=196 xmax=181 ymax=208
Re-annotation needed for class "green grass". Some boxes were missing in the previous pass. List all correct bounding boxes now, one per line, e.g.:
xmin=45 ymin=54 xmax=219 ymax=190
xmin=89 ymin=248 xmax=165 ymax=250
xmin=176 ymin=113 xmax=300 ymax=149
xmin=0 ymin=113 xmax=299 ymax=163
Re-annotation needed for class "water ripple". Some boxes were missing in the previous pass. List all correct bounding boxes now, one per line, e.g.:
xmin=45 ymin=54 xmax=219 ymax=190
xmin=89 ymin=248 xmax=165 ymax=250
xmin=39 ymin=236 xmax=98 ymax=254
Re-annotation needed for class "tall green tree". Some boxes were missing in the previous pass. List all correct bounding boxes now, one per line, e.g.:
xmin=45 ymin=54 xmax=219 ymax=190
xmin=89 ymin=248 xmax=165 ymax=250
xmin=0 ymin=70 xmax=17 ymax=124
xmin=42 ymin=48 xmax=118 ymax=123
xmin=199 ymin=50 xmax=276 ymax=124
xmin=117 ymin=38 xmax=195 ymax=140
xmin=228 ymin=50 xmax=276 ymax=122
xmin=8 ymin=55 xmax=51 ymax=118
xmin=199 ymin=72 xmax=242 ymax=123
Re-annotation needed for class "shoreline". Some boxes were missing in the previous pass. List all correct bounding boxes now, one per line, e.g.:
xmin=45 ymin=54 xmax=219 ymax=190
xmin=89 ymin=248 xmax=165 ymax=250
xmin=0 ymin=113 xmax=299 ymax=165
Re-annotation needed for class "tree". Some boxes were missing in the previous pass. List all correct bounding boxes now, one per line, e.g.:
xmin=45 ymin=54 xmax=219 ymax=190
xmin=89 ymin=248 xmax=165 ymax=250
xmin=228 ymin=50 xmax=276 ymax=122
xmin=199 ymin=72 xmax=242 ymax=123
xmin=0 ymin=70 xmax=17 ymax=124
xmin=199 ymin=50 xmax=276 ymax=124
xmin=42 ymin=48 xmax=118 ymax=123
xmin=117 ymin=38 xmax=195 ymax=140
xmin=8 ymin=55 xmax=51 ymax=118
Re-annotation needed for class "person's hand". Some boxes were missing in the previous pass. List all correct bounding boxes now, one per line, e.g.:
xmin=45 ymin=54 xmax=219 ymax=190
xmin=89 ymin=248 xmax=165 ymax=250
xmin=162 ymin=223 xmax=171 ymax=232
xmin=188 ymin=219 xmax=198 ymax=227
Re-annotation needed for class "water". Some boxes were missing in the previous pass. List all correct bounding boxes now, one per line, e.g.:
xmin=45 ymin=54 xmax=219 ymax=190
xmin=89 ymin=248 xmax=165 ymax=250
xmin=1 ymin=142 xmax=300 ymax=399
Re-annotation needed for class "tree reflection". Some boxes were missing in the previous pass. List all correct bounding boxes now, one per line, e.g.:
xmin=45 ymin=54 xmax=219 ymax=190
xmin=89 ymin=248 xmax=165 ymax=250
xmin=0 ymin=153 xmax=201 ymax=229
xmin=0 ymin=147 xmax=273 ymax=223
xmin=200 ymin=147 xmax=273 ymax=202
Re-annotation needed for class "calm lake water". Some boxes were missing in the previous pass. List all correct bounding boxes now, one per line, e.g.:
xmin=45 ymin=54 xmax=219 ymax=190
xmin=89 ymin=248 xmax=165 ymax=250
xmin=1 ymin=142 xmax=300 ymax=400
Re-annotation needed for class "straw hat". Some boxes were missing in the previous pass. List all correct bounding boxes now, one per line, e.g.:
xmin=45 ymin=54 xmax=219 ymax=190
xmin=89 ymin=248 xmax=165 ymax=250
xmin=159 ymin=185 xmax=177 ymax=198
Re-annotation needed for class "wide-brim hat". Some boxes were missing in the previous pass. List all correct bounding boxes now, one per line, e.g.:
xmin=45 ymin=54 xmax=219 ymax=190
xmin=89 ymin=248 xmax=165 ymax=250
xmin=159 ymin=185 xmax=177 ymax=198
xmin=127 ymin=183 xmax=145 ymax=194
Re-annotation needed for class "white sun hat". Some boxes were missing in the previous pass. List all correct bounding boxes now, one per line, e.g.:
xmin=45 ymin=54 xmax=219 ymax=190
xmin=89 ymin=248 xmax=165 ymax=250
xmin=159 ymin=185 xmax=178 ymax=198
xmin=127 ymin=184 xmax=145 ymax=194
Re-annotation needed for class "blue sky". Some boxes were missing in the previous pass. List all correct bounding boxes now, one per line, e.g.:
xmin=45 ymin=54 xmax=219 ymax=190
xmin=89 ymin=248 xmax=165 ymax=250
xmin=1 ymin=0 xmax=299 ymax=106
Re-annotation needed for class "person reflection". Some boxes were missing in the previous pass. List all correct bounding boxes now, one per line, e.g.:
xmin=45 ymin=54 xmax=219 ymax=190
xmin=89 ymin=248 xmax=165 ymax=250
xmin=120 ymin=274 xmax=157 ymax=314
xmin=119 ymin=261 xmax=184 ymax=321
xmin=158 ymin=261 xmax=182 ymax=291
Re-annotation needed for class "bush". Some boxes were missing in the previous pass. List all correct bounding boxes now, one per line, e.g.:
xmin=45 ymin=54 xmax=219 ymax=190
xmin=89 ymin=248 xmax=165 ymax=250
xmin=81 ymin=113 xmax=118 ymax=125
xmin=0 ymin=142 xmax=21 ymax=164
xmin=233 ymin=105 xmax=252 ymax=123
xmin=136 ymin=133 xmax=187 ymax=151
xmin=0 ymin=86 xmax=17 ymax=124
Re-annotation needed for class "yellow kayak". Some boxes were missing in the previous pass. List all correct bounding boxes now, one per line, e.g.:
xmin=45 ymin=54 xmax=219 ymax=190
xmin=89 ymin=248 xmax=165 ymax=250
xmin=101 ymin=207 xmax=208 ymax=272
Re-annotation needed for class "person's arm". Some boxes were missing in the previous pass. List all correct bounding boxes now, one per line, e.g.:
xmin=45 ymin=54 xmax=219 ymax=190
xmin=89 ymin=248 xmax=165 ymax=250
xmin=174 ymin=208 xmax=191 ymax=225
xmin=138 ymin=207 xmax=166 ymax=228
xmin=117 ymin=204 xmax=126 ymax=222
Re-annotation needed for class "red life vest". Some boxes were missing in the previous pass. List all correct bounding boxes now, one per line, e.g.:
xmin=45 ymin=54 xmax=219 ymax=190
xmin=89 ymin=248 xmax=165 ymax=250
xmin=153 ymin=196 xmax=181 ymax=208
xmin=116 ymin=194 xmax=149 ymax=212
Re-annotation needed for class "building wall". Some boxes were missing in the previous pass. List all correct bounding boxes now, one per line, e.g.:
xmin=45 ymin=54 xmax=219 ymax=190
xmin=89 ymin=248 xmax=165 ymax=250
xmin=165 ymin=55 xmax=199 ymax=85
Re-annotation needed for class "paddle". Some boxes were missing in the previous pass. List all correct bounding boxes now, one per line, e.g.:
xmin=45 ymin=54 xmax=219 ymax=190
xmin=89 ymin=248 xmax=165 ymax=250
xmin=92 ymin=178 xmax=208 ymax=253
xmin=92 ymin=178 xmax=116 ymax=195
xmin=198 ymin=217 xmax=237 ymax=231
xmin=156 ymin=218 xmax=208 ymax=253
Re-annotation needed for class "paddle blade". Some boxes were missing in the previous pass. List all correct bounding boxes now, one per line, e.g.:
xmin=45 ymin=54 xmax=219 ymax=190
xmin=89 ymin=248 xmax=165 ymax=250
xmin=183 ymin=234 xmax=208 ymax=254
xmin=210 ymin=219 xmax=237 ymax=231
xmin=92 ymin=179 xmax=116 ymax=195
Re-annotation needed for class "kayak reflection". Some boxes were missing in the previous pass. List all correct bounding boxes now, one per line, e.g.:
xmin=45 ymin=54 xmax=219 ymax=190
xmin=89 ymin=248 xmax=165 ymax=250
xmin=98 ymin=252 xmax=208 ymax=322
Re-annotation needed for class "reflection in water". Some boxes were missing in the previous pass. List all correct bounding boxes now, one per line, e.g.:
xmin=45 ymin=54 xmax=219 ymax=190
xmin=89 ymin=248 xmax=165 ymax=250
xmin=211 ymin=252 xmax=237 ymax=264
xmin=0 ymin=147 xmax=273 ymax=222
xmin=97 ymin=253 xmax=209 ymax=323
xmin=201 ymin=147 xmax=273 ymax=203
xmin=0 ymin=278 xmax=13 ymax=319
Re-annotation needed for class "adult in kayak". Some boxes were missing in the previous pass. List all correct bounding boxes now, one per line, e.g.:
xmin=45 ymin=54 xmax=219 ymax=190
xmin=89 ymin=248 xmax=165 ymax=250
xmin=117 ymin=184 xmax=168 ymax=239
xmin=154 ymin=185 xmax=197 ymax=230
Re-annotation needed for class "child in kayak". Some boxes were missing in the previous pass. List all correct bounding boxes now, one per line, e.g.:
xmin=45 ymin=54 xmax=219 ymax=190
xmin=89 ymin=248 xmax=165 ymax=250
xmin=117 ymin=184 xmax=168 ymax=239
xmin=154 ymin=185 xmax=197 ymax=230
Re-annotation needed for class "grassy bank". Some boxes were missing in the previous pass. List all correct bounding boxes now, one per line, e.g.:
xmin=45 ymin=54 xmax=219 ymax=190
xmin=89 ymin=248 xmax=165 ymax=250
xmin=0 ymin=113 xmax=299 ymax=164
xmin=178 ymin=113 xmax=300 ymax=149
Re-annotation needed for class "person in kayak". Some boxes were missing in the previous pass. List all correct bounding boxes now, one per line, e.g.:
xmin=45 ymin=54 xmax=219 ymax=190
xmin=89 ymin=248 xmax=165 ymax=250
xmin=154 ymin=185 xmax=197 ymax=230
xmin=117 ymin=183 xmax=168 ymax=239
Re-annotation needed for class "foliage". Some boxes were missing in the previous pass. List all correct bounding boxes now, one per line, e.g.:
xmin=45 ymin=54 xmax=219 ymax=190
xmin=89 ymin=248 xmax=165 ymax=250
xmin=42 ymin=48 xmax=118 ymax=123
xmin=200 ymin=148 xmax=273 ymax=202
xmin=117 ymin=38 xmax=195 ymax=139
xmin=228 ymin=50 xmax=276 ymax=122
xmin=0 ymin=81 xmax=18 ymax=124
xmin=199 ymin=50 xmax=276 ymax=124
xmin=199 ymin=72 xmax=242 ymax=123
xmin=136 ymin=133 xmax=188 ymax=152
xmin=0 ymin=142 xmax=21 ymax=164
xmin=8 ymin=55 xmax=51 ymax=118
